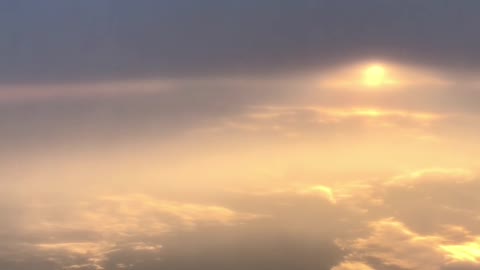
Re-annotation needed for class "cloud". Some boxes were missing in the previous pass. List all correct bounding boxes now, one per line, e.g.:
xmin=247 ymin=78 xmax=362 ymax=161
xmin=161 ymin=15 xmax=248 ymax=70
xmin=2 ymin=1 xmax=480 ymax=84
xmin=211 ymin=105 xmax=446 ymax=141
xmin=331 ymin=261 xmax=375 ymax=270
xmin=0 ymin=193 xmax=258 ymax=269
xmin=219 ymin=168 xmax=480 ymax=270
xmin=298 ymin=185 xmax=337 ymax=204
xmin=336 ymin=218 xmax=480 ymax=270
xmin=338 ymin=218 xmax=446 ymax=270
xmin=330 ymin=169 xmax=480 ymax=270
xmin=3 ymin=168 xmax=480 ymax=270
xmin=388 ymin=168 xmax=474 ymax=187
xmin=0 ymin=79 xmax=172 ymax=104
xmin=0 ymin=78 xmax=294 ymax=155
xmin=441 ymin=239 xmax=480 ymax=264
xmin=318 ymin=61 xmax=452 ymax=91
xmin=231 ymin=184 xmax=337 ymax=204
xmin=95 ymin=194 xmax=258 ymax=228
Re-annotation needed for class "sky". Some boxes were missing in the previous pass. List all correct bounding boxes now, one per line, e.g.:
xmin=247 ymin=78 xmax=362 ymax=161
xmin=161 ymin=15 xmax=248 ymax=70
xmin=2 ymin=1 xmax=480 ymax=270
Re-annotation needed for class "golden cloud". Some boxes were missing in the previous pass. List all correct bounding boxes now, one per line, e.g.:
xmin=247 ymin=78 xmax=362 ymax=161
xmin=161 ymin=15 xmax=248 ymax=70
xmin=388 ymin=168 xmax=475 ymax=187
xmin=331 ymin=261 xmax=375 ymax=270
xmin=16 ymin=193 xmax=259 ymax=270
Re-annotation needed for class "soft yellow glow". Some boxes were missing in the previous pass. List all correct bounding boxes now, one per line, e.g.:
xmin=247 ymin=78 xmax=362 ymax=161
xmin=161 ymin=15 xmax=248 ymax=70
xmin=441 ymin=242 xmax=480 ymax=263
xmin=299 ymin=185 xmax=336 ymax=203
xmin=316 ymin=61 xmax=452 ymax=91
xmin=363 ymin=65 xmax=387 ymax=87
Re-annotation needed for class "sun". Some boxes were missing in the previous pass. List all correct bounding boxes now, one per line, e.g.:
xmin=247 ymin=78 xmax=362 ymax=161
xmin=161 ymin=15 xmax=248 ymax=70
xmin=363 ymin=65 xmax=386 ymax=87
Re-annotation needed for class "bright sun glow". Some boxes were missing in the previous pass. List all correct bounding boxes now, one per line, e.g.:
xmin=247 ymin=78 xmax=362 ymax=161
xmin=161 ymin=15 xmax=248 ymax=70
xmin=363 ymin=65 xmax=386 ymax=87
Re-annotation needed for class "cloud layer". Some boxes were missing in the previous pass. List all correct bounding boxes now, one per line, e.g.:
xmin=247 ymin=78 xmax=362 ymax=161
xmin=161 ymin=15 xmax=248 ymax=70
xmin=2 ymin=2 xmax=480 ymax=269
xmin=2 ymin=1 xmax=480 ymax=83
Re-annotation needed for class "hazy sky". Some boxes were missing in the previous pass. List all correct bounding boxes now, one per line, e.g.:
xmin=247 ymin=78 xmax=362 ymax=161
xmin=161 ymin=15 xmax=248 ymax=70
xmin=2 ymin=1 xmax=480 ymax=270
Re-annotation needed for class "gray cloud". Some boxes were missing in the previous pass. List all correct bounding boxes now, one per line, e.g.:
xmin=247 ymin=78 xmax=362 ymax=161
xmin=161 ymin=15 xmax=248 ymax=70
xmin=2 ymin=0 xmax=480 ymax=84
xmin=0 ymin=79 xmax=295 ymax=156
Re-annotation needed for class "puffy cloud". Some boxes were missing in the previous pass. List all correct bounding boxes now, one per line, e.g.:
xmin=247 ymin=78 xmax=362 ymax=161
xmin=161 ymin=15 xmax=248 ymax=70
xmin=264 ymin=175 xmax=480 ymax=270
xmin=3 ymin=168 xmax=480 ymax=270
xmin=336 ymin=218 xmax=480 ymax=270
xmin=338 ymin=218 xmax=446 ymax=270
xmin=0 ymin=193 xmax=258 ymax=270
xmin=214 ymin=169 xmax=480 ymax=270
xmin=331 ymin=169 xmax=480 ymax=270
